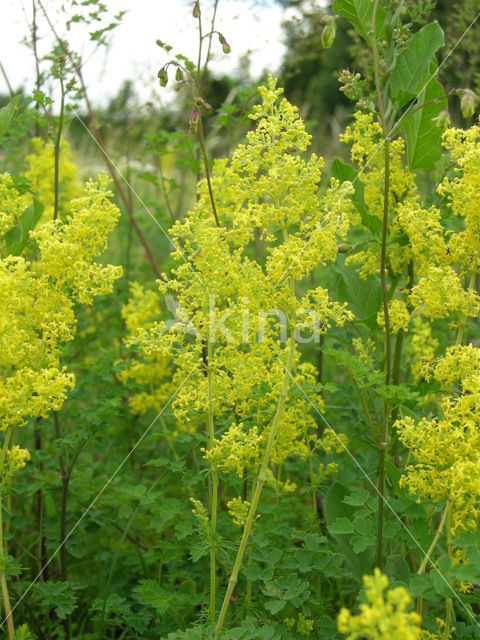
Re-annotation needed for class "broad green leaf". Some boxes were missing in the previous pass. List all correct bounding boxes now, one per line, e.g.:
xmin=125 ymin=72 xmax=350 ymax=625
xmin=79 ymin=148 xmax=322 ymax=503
xmin=390 ymin=23 xmax=444 ymax=107
xmin=0 ymin=95 xmax=21 ymax=143
xmin=5 ymin=197 xmax=44 ymax=256
xmin=332 ymin=0 xmax=386 ymax=44
xmin=331 ymin=158 xmax=381 ymax=235
xmin=335 ymin=257 xmax=382 ymax=330
xmin=403 ymin=68 xmax=446 ymax=170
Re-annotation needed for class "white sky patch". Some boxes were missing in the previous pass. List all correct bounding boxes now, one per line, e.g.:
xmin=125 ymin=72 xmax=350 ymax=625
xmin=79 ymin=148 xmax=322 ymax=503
xmin=0 ymin=0 xmax=287 ymax=106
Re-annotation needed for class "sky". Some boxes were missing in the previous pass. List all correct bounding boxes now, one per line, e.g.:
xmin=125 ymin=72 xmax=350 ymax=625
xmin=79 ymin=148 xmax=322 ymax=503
xmin=0 ymin=0 xmax=293 ymax=107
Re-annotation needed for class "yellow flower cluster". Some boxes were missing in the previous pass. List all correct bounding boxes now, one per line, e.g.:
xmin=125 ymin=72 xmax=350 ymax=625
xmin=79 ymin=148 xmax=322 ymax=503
xmin=438 ymin=123 xmax=480 ymax=271
xmin=0 ymin=171 xmax=122 ymax=438
xmin=226 ymin=497 xmax=250 ymax=526
xmin=395 ymin=344 xmax=480 ymax=534
xmin=33 ymin=175 xmax=122 ymax=304
xmin=24 ymin=137 xmax=80 ymax=221
xmin=124 ymin=77 xmax=353 ymax=474
xmin=337 ymin=569 xmax=421 ymax=639
xmin=0 ymin=174 xmax=24 ymax=244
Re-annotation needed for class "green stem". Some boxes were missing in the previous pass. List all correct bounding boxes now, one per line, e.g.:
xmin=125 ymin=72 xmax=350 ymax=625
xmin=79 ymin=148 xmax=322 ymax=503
xmin=53 ymin=75 xmax=65 ymax=221
xmin=372 ymin=0 xmax=392 ymax=570
xmin=215 ymin=322 xmax=296 ymax=632
xmin=0 ymin=428 xmax=14 ymax=640
xmin=417 ymin=500 xmax=450 ymax=576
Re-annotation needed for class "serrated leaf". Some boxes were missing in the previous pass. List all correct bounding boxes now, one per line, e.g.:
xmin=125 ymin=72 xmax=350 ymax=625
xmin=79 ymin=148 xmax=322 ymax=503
xmin=343 ymin=489 xmax=370 ymax=506
xmin=390 ymin=22 xmax=444 ymax=107
xmin=133 ymin=580 xmax=172 ymax=615
xmin=403 ymin=68 xmax=446 ymax=170
xmin=332 ymin=0 xmax=386 ymax=44
xmin=351 ymin=534 xmax=375 ymax=553
xmin=264 ymin=598 xmax=286 ymax=615
xmin=409 ymin=574 xmax=433 ymax=597
xmin=353 ymin=514 xmax=372 ymax=536
xmin=329 ymin=517 xmax=354 ymax=535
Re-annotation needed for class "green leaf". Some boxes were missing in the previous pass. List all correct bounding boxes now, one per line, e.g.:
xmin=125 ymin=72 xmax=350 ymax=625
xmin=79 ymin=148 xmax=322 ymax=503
xmin=0 ymin=95 xmax=21 ymax=143
xmin=390 ymin=23 xmax=444 ymax=107
xmin=34 ymin=581 xmax=80 ymax=620
xmin=324 ymin=482 xmax=374 ymax=581
xmin=334 ymin=256 xmax=382 ymax=330
xmin=351 ymin=534 xmax=375 ymax=553
xmin=5 ymin=198 xmax=44 ymax=256
xmin=133 ymin=580 xmax=172 ymax=615
xmin=343 ymin=489 xmax=370 ymax=506
xmin=382 ymin=520 xmax=401 ymax=539
xmin=403 ymin=68 xmax=446 ymax=170
xmin=353 ymin=514 xmax=372 ymax=536
xmin=264 ymin=599 xmax=286 ymax=615
xmin=329 ymin=517 xmax=354 ymax=535
xmin=409 ymin=574 xmax=433 ymax=597
xmin=332 ymin=0 xmax=386 ymax=44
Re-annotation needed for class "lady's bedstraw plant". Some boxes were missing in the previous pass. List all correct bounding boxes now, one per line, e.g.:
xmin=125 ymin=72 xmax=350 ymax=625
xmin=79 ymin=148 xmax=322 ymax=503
xmin=0 ymin=164 xmax=121 ymax=637
xmin=123 ymin=75 xmax=354 ymax=628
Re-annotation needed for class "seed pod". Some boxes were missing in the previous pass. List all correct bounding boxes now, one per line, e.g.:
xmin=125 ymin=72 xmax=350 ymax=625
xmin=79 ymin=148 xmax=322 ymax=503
xmin=193 ymin=1 xmax=200 ymax=18
xmin=157 ymin=66 xmax=168 ymax=87
xmin=321 ymin=16 xmax=336 ymax=49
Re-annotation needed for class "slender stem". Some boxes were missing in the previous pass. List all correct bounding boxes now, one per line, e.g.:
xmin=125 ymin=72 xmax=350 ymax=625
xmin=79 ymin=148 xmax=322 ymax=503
xmin=216 ymin=320 xmax=296 ymax=632
xmin=417 ymin=500 xmax=450 ymax=575
xmin=207 ymin=332 xmax=218 ymax=623
xmin=196 ymin=108 xmax=219 ymax=227
xmin=53 ymin=76 xmax=65 ymax=221
xmin=372 ymin=0 xmax=392 ymax=570
xmin=205 ymin=0 xmax=220 ymax=72
xmin=416 ymin=500 xmax=451 ymax=618
xmin=0 ymin=62 xmax=14 ymax=98
xmin=0 ymin=428 xmax=14 ymax=640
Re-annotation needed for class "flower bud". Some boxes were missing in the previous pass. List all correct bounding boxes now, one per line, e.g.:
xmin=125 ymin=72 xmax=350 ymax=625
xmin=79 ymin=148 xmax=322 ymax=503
xmin=189 ymin=108 xmax=199 ymax=134
xmin=175 ymin=67 xmax=184 ymax=82
xmin=195 ymin=96 xmax=204 ymax=106
xmin=218 ymin=33 xmax=231 ymax=54
xmin=203 ymin=102 xmax=213 ymax=112
xmin=321 ymin=16 xmax=336 ymax=49
xmin=433 ymin=110 xmax=451 ymax=132
xmin=157 ymin=66 xmax=168 ymax=87
xmin=193 ymin=1 xmax=200 ymax=18
xmin=460 ymin=89 xmax=478 ymax=119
